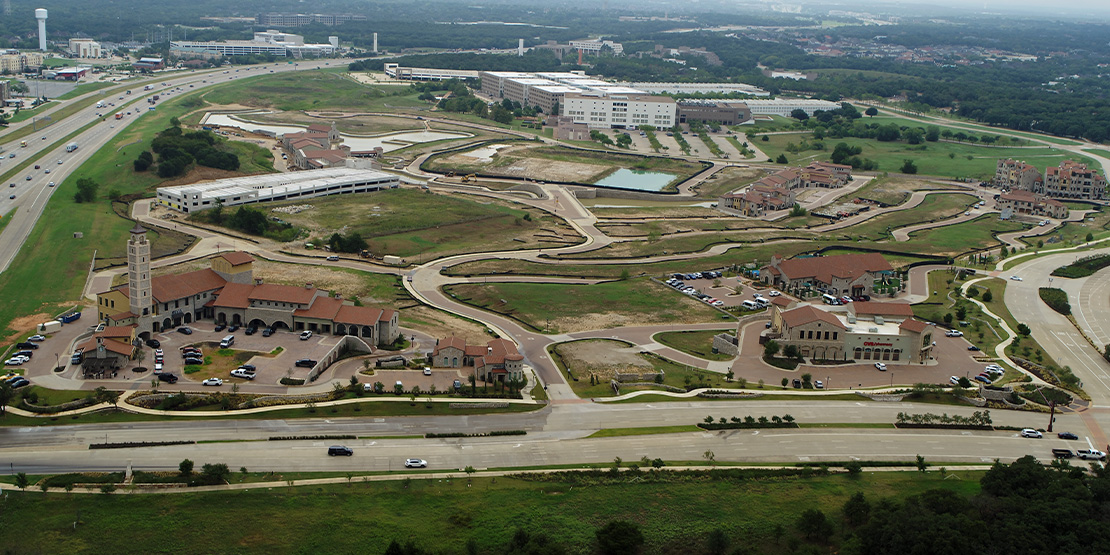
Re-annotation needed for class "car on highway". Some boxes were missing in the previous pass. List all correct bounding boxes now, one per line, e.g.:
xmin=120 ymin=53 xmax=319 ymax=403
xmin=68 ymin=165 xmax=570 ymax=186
xmin=9 ymin=195 xmax=14 ymax=200
xmin=874 ymin=362 xmax=887 ymax=371
xmin=1010 ymin=275 xmax=1023 ymax=281
xmin=56 ymin=159 xmax=62 ymax=164
xmin=1057 ymin=432 xmax=1079 ymax=440
xmin=404 ymin=459 xmax=427 ymax=468
xmin=1078 ymin=449 xmax=1106 ymax=460
xmin=48 ymin=182 xmax=54 ymax=187
xmin=202 ymin=378 xmax=223 ymax=386
xmin=8 ymin=184 xmax=13 ymax=188
xmin=33 ymin=165 xmax=40 ymax=169
xmin=43 ymin=169 xmax=49 ymax=174
xmin=328 ymin=446 xmax=353 ymax=456
xmin=295 ymin=358 xmax=317 ymax=368
xmin=25 ymin=175 xmax=31 ymax=180
xmin=1020 ymin=428 xmax=1043 ymax=438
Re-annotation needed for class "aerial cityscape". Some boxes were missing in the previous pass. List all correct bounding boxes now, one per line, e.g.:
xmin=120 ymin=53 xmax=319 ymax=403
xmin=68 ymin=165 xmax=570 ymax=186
xmin=0 ymin=0 xmax=1108 ymax=553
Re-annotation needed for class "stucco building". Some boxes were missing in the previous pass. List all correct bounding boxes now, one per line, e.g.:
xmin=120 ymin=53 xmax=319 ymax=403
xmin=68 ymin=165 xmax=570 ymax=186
xmin=769 ymin=301 xmax=933 ymax=363
xmin=760 ymin=253 xmax=894 ymax=298
xmin=431 ymin=337 xmax=525 ymax=383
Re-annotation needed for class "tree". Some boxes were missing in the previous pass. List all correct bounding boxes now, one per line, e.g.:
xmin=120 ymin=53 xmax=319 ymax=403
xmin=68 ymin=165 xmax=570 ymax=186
xmin=801 ymin=373 xmax=812 ymax=386
xmin=783 ymin=344 xmax=800 ymax=359
xmin=796 ymin=508 xmax=833 ymax=542
xmin=763 ymin=340 xmax=780 ymax=358
xmin=0 ymin=382 xmax=12 ymax=414
xmin=845 ymin=460 xmax=863 ymax=476
xmin=956 ymin=307 xmax=968 ymax=320
xmin=915 ymin=454 xmax=928 ymax=472
xmin=706 ymin=528 xmax=730 ymax=555
xmin=925 ymin=126 xmax=940 ymax=142
xmin=1017 ymin=323 xmax=1031 ymax=336
xmin=943 ymin=313 xmax=954 ymax=325
xmin=595 ymin=520 xmax=645 ymax=555
xmin=900 ymin=159 xmax=918 ymax=174
xmin=790 ymin=108 xmax=809 ymax=121
xmin=775 ymin=154 xmax=788 ymax=164
xmin=179 ymin=458 xmax=194 ymax=477
xmin=781 ymin=377 xmax=789 ymax=389
xmin=14 ymin=472 xmax=29 ymax=490
xmin=72 ymin=178 xmax=100 ymax=203
xmin=982 ymin=290 xmax=993 ymax=303
xmin=864 ymin=107 xmax=878 ymax=117
xmin=200 ymin=463 xmax=231 ymax=485
xmin=94 ymin=386 xmax=120 ymax=409
xmin=1086 ymin=232 xmax=1095 ymax=242
xmin=703 ymin=450 xmax=716 ymax=464
xmin=842 ymin=491 xmax=871 ymax=526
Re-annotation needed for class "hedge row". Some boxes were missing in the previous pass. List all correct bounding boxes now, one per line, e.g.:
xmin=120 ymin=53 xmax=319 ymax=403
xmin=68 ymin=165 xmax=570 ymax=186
xmin=1050 ymin=254 xmax=1110 ymax=278
xmin=1038 ymin=287 xmax=1071 ymax=315
xmin=697 ymin=422 xmax=799 ymax=430
xmin=425 ymin=430 xmax=527 ymax=438
xmin=268 ymin=435 xmax=356 ymax=441
xmin=89 ymin=440 xmax=196 ymax=450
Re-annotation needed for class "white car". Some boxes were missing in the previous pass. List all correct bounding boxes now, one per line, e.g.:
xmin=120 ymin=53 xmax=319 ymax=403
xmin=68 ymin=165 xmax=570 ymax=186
xmin=1020 ymin=428 xmax=1043 ymax=438
xmin=874 ymin=362 xmax=887 ymax=371
xmin=299 ymin=330 xmax=313 ymax=340
xmin=423 ymin=367 xmax=432 ymax=376
xmin=155 ymin=349 xmax=164 ymax=357
xmin=4 ymin=357 xmax=25 ymax=365
xmin=202 ymin=378 xmax=223 ymax=386
xmin=230 ymin=368 xmax=256 ymax=380
xmin=154 ymin=362 xmax=163 ymax=373
xmin=404 ymin=458 xmax=427 ymax=468
xmin=1078 ymin=449 xmax=1107 ymax=460
xmin=1010 ymin=276 xmax=1023 ymax=281
xmin=949 ymin=376 xmax=960 ymax=385
xmin=945 ymin=330 xmax=964 ymax=337
xmin=814 ymin=380 xmax=824 ymax=389
xmin=28 ymin=335 xmax=46 ymax=341
xmin=47 ymin=182 xmax=54 ymax=187
xmin=768 ymin=290 xmax=781 ymax=297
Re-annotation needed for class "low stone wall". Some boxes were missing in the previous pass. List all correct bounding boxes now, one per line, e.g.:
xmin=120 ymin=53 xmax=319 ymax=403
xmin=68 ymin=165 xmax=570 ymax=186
xmin=615 ymin=371 xmax=664 ymax=383
xmin=612 ymin=381 xmax=686 ymax=393
xmin=239 ymin=391 xmax=336 ymax=409
xmin=20 ymin=397 xmax=96 ymax=414
xmin=979 ymin=385 xmax=1013 ymax=402
xmin=307 ymin=335 xmax=374 ymax=383
xmin=129 ymin=393 xmax=210 ymax=406
xmin=450 ymin=402 xmax=508 ymax=409
xmin=697 ymin=392 xmax=763 ymax=399
xmin=855 ymin=392 xmax=906 ymax=402
xmin=507 ymin=182 xmax=548 ymax=199
xmin=713 ymin=333 xmax=739 ymax=356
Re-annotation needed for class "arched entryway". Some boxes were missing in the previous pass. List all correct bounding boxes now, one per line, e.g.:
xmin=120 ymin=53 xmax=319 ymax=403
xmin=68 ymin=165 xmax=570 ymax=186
xmin=248 ymin=318 xmax=267 ymax=330
xmin=271 ymin=320 xmax=290 ymax=330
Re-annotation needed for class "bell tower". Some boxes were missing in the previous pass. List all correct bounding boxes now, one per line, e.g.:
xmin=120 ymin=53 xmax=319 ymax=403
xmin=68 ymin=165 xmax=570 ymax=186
xmin=127 ymin=223 xmax=152 ymax=318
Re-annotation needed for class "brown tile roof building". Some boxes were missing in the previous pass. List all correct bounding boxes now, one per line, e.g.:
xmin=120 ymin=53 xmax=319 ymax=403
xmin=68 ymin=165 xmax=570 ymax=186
xmin=780 ymin=305 xmax=846 ymax=329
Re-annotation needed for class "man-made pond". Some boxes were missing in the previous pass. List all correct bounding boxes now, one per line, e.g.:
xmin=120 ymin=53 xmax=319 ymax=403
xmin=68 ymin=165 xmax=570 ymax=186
xmin=201 ymin=112 xmax=469 ymax=152
xmin=593 ymin=168 xmax=680 ymax=191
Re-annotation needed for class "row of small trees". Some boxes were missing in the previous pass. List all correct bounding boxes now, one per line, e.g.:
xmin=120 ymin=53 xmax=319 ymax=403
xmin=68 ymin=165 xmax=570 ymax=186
xmin=895 ymin=410 xmax=993 ymax=427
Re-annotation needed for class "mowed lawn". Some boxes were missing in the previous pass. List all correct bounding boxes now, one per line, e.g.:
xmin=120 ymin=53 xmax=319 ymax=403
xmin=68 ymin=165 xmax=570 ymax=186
xmin=202 ymin=71 xmax=419 ymax=112
xmin=848 ymin=192 xmax=978 ymax=241
xmin=273 ymin=188 xmax=577 ymax=259
xmin=756 ymin=133 xmax=1096 ymax=179
xmin=0 ymin=471 xmax=983 ymax=555
xmin=0 ymin=91 xmax=272 ymax=337
xmin=654 ymin=329 xmax=736 ymax=361
xmin=446 ymin=279 xmax=726 ymax=333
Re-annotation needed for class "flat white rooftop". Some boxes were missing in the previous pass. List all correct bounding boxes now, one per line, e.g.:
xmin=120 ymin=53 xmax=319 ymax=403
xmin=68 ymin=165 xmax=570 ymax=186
xmin=156 ymin=168 xmax=399 ymax=212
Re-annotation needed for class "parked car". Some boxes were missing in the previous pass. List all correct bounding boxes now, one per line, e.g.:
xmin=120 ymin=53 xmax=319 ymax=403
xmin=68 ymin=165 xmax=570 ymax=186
xmin=326 ymin=255 xmax=339 ymax=261
xmin=453 ymin=379 xmax=462 ymax=390
xmin=295 ymin=358 xmax=317 ymax=368
xmin=8 ymin=377 xmax=29 ymax=388
xmin=299 ymin=330 xmax=313 ymax=340
xmin=968 ymin=345 xmax=980 ymax=351
xmin=228 ymin=324 xmax=240 ymax=332
xmin=1052 ymin=448 xmax=1075 ymax=459
xmin=262 ymin=328 xmax=275 ymax=337
xmin=404 ymin=459 xmax=427 ymax=468
xmin=28 ymin=334 xmax=45 ymax=342
xmin=949 ymin=376 xmax=960 ymax=385
xmin=1057 ymin=432 xmax=1079 ymax=440
xmin=153 ymin=362 xmax=163 ymax=373
xmin=177 ymin=327 xmax=192 ymax=335
xmin=1078 ymin=449 xmax=1107 ymax=460
xmin=874 ymin=362 xmax=887 ymax=371
xmin=158 ymin=373 xmax=179 ymax=383
xmin=1010 ymin=275 xmax=1023 ymax=281
xmin=245 ymin=326 xmax=257 ymax=335
xmin=1020 ymin=428 xmax=1043 ymax=438
xmin=945 ymin=330 xmax=964 ymax=337
xmin=214 ymin=323 xmax=226 ymax=332
xmin=423 ymin=367 xmax=432 ymax=376
xmin=230 ymin=368 xmax=256 ymax=380
xmin=4 ymin=357 xmax=25 ymax=365
xmin=183 ymin=357 xmax=203 ymax=366
xmin=814 ymin=380 xmax=824 ymax=389
xmin=792 ymin=378 xmax=802 ymax=388
xmin=973 ymin=375 xmax=992 ymax=384
xmin=768 ymin=290 xmax=781 ymax=297
xmin=146 ymin=339 xmax=160 ymax=348
xmin=15 ymin=342 xmax=38 ymax=350
xmin=202 ymin=378 xmax=223 ymax=386
xmin=238 ymin=364 xmax=256 ymax=372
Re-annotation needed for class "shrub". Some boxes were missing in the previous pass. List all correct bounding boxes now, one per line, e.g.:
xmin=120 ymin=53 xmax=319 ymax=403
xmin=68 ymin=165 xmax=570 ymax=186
xmin=1038 ymin=287 xmax=1071 ymax=315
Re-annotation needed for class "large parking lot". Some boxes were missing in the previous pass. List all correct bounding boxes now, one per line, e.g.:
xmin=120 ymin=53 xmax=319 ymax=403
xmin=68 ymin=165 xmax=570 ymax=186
xmin=663 ymin=272 xmax=795 ymax=309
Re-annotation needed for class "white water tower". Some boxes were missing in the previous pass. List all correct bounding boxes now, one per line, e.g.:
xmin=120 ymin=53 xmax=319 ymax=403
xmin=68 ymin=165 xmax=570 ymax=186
xmin=35 ymin=8 xmax=48 ymax=51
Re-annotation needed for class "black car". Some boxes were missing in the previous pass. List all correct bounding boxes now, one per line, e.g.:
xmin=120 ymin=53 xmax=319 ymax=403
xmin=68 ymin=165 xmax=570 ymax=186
xmin=262 ymin=328 xmax=274 ymax=337
xmin=245 ymin=326 xmax=257 ymax=335
xmin=227 ymin=324 xmax=240 ymax=332
xmin=15 ymin=342 xmax=38 ymax=350
xmin=177 ymin=327 xmax=192 ymax=335
xmin=158 ymin=373 xmax=179 ymax=384
xmin=1058 ymin=432 xmax=1079 ymax=440
xmin=967 ymin=345 xmax=980 ymax=351
xmin=792 ymin=378 xmax=802 ymax=389
xmin=238 ymin=364 xmax=256 ymax=372
xmin=214 ymin=323 xmax=226 ymax=332
xmin=8 ymin=377 xmax=29 ymax=388
xmin=294 ymin=358 xmax=317 ymax=368
xmin=183 ymin=357 xmax=203 ymax=366
xmin=145 ymin=339 xmax=161 ymax=348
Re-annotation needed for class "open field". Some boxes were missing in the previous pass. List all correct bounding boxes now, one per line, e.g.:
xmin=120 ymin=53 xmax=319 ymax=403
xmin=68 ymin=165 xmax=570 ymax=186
xmin=755 ymin=134 xmax=1096 ymax=179
xmin=691 ymin=166 xmax=768 ymax=198
xmin=202 ymin=72 xmax=417 ymax=112
xmin=0 ymin=471 xmax=981 ymax=554
xmin=424 ymin=143 xmax=707 ymax=188
xmin=655 ymin=329 xmax=737 ymax=361
xmin=445 ymin=279 xmax=727 ymax=333
xmin=270 ymin=188 xmax=582 ymax=260
xmin=847 ymin=193 xmax=978 ymax=241
xmin=551 ymin=338 xmax=742 ymax=397
xmin=835 ymin=175 xmax=968 ymax=206
xmin=898 ymin=215 xmax=1027 ymax=256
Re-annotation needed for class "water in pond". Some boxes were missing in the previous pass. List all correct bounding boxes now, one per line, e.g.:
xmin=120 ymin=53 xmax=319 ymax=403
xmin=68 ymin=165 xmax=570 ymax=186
xmin=593 ymin=168 xmax=679 ymax=191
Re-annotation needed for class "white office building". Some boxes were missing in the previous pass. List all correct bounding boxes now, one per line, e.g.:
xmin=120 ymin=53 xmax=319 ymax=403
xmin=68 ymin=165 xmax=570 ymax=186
xmin=156 ymin=168 xmax=398 ymax=213
xmin=620 ymin=82 xmax=769 ymax=96
xmin=382 ymin=63 xmax=478 ymax=80
xmin=170 ymin=29 xmax=337 ymax=59
xmin=743 ymin=99 xmax=842 ymax=117
xmin=562 ymin=92 xmax=675 ymax=129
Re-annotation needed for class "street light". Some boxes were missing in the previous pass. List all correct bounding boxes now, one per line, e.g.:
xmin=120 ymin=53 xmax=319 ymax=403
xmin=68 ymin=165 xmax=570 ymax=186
xmin=890 ymin=372 xmax=894 ymax=388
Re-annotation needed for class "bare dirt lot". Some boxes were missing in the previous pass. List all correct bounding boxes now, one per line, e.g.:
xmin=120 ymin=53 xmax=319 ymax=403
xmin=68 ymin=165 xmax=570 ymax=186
xmin=554 ymin=339 xmax=651 ymax=382
xmin=838 ymin=176 xmax=966 ymax=206
xmin=434 ymin=144 xmax=609 ymax=183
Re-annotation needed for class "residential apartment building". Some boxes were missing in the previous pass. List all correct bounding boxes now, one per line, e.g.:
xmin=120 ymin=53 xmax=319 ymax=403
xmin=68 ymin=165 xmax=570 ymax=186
xmin=994 ymin=158 xmax=1041 ymax=191
xmin=719 ymin=183 xmax=795 ymax=216
xmin=995 ymin=190 xmax=1069 ymax=219
xmin=719 ymin=162 xmax=851 ymax=216
xmin=1040 ymin=160 xmax=1107 ymax=200
xmin=68 ymin=38 xmax=102 ymax=58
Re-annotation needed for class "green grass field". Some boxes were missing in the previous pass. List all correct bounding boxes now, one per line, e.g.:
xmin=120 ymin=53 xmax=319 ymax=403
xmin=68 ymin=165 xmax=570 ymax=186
xmin=0 ymin=471 xmax=982 ymax=554
xmin=757 ymin=134 xmax=1095 ymax=179
xmin=654 ymin=329 xmax=736 ymax=361
xmin=203 ymin=71 xmax=415 ymax=112
xmin=848 ymin=192 xmax=978 ymax=241
xmin=550 ymin=338 xmax=731 ymax=397
xmin=272 ymin=188 xmax=578 ymax=260
xmin=446 ymin=279 xmax=726 ymax=333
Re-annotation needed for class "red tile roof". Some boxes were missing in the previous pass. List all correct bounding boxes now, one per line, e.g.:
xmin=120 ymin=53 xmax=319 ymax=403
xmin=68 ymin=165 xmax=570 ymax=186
xmin=151 ymin=268 xmax=226 ymax=303
xmin=249 ymin=284 xmax=318 ymax=305
xmin=293 ymin=295 xmax=343 ymax=320
xmin=98 ymin=326 xmax=135 ymax=340
xmin=433 ymin=336 xmax=466 ymax=356
xmin=334 ymin=305 xmax=390 ymax=327
xmin=899 ymin=319 xmax=930 ymax=333
xmin=75 ymin=337 xmax=134 ymax=357
xmin=770 ymin=253 xmax=892 ymax=285
xmin=211 ymin=282 xmax=254 ymax=309
xmin=780 ymin=305 xmax=846 ymax=329
xmin=217 ymin=251 xmax=254 ymax=266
